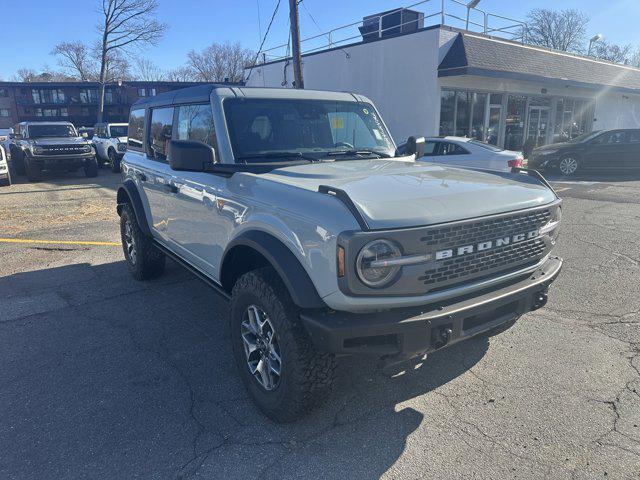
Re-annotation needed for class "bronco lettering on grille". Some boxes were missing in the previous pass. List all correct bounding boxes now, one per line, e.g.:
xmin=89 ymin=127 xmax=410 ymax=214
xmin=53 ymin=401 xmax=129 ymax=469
xmin=435 ymin=229 xmax=539 ymax=260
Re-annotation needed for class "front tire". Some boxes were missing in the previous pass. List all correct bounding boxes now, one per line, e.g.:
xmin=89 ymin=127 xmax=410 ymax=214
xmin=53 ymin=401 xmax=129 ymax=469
xmin=229 ymin=267 xmax=336 ymax=423
xmin=0 ymin=172 xmax=11 ymax=187
xmin=24 ymin=159 xmax=41 ymax=182
xmin=84 ymin=157 xmax=99 ymax=178
xmin=120 ymin=202 xmax=165 ymax=280
xmin=109 ymin=149 xmax=121 ymax=173
xmin=558 ymin=155 xmax=579 ymax=176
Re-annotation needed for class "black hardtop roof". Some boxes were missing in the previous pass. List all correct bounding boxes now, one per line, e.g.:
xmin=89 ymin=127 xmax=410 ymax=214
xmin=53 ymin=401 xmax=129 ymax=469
xmin=131 ymin=84 xmax=221 ymax=109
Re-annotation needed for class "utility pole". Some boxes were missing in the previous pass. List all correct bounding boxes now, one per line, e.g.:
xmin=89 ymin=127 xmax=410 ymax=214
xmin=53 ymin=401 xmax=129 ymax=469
xmin=289 ymin=0 xmax=304 ymax=89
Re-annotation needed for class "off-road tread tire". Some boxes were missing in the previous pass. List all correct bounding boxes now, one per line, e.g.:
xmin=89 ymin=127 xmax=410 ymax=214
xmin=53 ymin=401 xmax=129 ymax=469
xmin=0 ymin=174 xmax=10 ymax=187
xmin=230 ymin=267 xmax=336 ymax=423
xmin=109 ymin=149 xmax=121 ymax=173
xmin=120 ymin=202 xmax=165 ymax=280
xmin=11 ymin=148 xmax=25 ymax=175
xmin=84 ymin=157 xmax=99 ymax=178
xmin=25 ymin=160 xmax=41 ymax=182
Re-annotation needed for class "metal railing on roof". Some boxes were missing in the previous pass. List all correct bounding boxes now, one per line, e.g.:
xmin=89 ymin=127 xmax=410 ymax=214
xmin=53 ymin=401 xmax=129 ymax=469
xmin=258 ymin=0 xmax=527 ymax=63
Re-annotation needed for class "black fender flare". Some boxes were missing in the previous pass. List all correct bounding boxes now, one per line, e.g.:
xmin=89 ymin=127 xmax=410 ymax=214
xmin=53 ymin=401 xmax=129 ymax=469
xmin=221 ymin=230 xmax=326 ymax=309
xmin=116 ymin=179 xmax=152 ymax=237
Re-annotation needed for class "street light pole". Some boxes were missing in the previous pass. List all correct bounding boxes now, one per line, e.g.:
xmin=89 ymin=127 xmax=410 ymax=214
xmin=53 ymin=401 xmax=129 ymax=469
xmin=465 ymin=0 xmax=481 ymax=30
xmin=289 ymin=0 xmax=304 ymax=89
xmin=588 ymin=34 xmax=603 ymax=56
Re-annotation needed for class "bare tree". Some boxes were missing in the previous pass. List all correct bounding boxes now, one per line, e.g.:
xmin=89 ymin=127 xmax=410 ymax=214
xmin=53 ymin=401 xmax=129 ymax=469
xmin=12 ymin=68 xmax=40 ymax=82
xmin=11 ymin=67 xmax=76 ymax=82
xmin=96 ymin=0 xmax=166 ymax=122
xmin=591 ymin=40 xmax=632 ymax=64
xmin=186 ymin=42 xmax=254 ymax=82
xmin=165 ymin=66 xmax=195 ymax=82
xmin=630 ymin=47 xmax=640 ymax=68
xmin=524 ymin=9 xmax=589 ymax=52
xmin=52 ymin=41 xmax=96 ymax=81
xmin=133 ymin=58 xmax=165 ymax=81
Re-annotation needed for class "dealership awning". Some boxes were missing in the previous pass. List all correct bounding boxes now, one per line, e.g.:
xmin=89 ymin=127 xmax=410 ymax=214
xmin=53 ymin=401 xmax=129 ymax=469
xmin=438 ymin=32 xmax=640 ymax=94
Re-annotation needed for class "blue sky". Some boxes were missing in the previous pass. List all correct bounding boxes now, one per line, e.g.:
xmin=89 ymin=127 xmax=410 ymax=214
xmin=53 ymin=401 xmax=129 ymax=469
xmin=1 ymin=0 xmax=639 ymax=80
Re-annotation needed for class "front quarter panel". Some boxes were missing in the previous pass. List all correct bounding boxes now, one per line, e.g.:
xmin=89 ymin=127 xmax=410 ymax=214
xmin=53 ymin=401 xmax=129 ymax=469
xmin=221 ymin=174 xmax=360 ymax=299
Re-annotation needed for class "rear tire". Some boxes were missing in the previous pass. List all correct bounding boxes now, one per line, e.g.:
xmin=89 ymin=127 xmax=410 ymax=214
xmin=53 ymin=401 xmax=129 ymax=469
xmin=229 ymin=267 xmax=336 ymax=423
xmin=25 ymin=160 xmax=41 ymax=182
xmin=120 ymin=202 xmax=165 ymax=280
xmin=109 ymin=149 xmax=121 ymax=173
xmin=84 ymin=157 xmax=99 ymax=178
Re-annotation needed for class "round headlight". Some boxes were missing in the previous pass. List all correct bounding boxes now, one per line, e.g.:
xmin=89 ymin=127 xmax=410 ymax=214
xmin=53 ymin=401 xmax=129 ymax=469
xmin=33 ymin=146 xmax=44 ymax=154
xmin=356 ymin=239 xmax=402 ymax=288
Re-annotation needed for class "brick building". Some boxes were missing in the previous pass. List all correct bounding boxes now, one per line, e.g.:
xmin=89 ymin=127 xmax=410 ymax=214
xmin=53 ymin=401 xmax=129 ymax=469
xmin=0 ymin=81 xmax=210 ymax=129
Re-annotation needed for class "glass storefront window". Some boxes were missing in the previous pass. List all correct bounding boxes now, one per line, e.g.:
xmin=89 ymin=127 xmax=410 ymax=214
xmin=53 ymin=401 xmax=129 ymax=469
xmin=455 ymin=92 xmax=471 ymax=137
xmin=489 ymin=93 xmax=503 ymax=105
xmin=505 ymin=95 xmax=526 ymax=150
xmin=439 ymin=90 xmax=455 ymax=136
xmin=470 ymin=93 xmax=487 ymax=140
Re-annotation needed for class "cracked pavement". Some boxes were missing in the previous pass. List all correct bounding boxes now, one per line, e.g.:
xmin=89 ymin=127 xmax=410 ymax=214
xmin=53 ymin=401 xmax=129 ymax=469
xmin=1 ymin=171 xmax=639 ymax=479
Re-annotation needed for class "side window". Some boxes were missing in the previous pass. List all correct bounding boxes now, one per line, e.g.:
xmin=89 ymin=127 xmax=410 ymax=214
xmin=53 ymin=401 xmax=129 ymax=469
xmin=423 ymin=141 xmax=437 ymax=156
xmin=439 ymin=142 xmax=469 ymax=155
xmin=628 ymin=130 xmax=640 ymax=144
xmin=148 ymin=107 xmax=174 ymax=161
xmin=128 ymin=109 xmax=145 ymax=150
xmin=176 ymin=104 xmax=217 ymax=148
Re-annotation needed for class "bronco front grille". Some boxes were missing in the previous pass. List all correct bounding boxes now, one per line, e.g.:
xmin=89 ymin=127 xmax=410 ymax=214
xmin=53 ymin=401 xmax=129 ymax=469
xmin=37 ymin=145 xmax=88 ymax=156
xmin=418 ymin=208 xmax=551 ymax=288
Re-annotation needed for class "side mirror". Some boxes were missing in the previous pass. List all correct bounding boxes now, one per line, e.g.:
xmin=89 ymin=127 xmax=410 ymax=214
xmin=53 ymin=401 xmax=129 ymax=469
xmin=169 ymin=140 xmax=216 ymax=172
xmin=404 ymin=136 xmax=426 ymax=159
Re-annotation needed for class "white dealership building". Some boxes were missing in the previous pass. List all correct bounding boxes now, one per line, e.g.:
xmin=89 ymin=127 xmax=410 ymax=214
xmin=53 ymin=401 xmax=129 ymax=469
xmin=245 ymin=5 xmax=640 ymax=154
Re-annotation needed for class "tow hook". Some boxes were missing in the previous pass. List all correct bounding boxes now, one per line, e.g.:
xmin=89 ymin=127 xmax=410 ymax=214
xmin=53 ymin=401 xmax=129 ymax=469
xmin=532 ymin=291 xmax=548 ymax=310
xmin=431 ymin=325 xmax=453 ymax=350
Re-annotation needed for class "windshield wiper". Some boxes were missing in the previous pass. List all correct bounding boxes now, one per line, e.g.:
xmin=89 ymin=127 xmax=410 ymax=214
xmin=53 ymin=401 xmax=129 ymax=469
xmin=327 ymin=149 xmax=391 ymax=159
xmin=235 ymin=151 xmax=320 ymax=163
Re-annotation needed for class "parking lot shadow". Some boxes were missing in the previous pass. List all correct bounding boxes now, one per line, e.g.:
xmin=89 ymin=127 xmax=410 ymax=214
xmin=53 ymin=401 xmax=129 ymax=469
xmin=0 ymin=260 xmax=489 ymax=480
xmin=5 ymin=160 xmax=121 ymax=192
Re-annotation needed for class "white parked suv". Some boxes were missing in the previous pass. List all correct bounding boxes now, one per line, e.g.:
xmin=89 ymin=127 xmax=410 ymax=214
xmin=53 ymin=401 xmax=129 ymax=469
xmin=92 ymin=122 xmax=128 ymax=172
xmin=0 ymin=144 xmax=10 ymax=186
xmin=117 ymin=85 xmax=562 ymax=422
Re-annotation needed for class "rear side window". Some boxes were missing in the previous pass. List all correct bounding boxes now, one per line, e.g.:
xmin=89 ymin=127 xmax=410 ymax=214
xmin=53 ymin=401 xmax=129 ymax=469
xmin=176 ymin=104 xmax=216 ymax=147
xmin=628 ymin=130 xmax=640 ymax=143
xmin=128 ymin=109 xmax=145 ymax=150
xmin=148 ymin=107 xmax=174 ymax=161
xmin=438 ymin=142 xmax=469 ymax=155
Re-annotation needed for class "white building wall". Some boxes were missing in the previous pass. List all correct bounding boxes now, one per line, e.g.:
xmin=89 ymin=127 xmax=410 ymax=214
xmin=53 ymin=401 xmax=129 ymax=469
xmin=593 ymin=92 xmax=640 ymax=130
xmin=247 ymin=28 xmax=447 ymax=143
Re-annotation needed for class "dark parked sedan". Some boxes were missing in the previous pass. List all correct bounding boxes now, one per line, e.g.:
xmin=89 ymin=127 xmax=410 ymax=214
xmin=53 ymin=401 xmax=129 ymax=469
xmin=528 ymin=129 xmax=640 ymax=176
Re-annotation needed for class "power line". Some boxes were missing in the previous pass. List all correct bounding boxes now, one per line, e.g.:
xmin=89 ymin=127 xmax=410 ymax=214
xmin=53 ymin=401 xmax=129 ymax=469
xmin=246 ymin=0 xmax=282 ymax=83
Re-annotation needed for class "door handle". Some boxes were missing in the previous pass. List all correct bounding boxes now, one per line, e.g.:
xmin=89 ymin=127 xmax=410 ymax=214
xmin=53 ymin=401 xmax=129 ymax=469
xmin=136 ymin=172 xmax=147 ymax=182
xmin=164 ymin=183 xmax=178 ymax=194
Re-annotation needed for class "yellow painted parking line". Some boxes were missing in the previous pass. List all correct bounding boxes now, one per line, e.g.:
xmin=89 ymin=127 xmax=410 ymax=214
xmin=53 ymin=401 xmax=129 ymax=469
xmin=0 ymin=238 xmax=120 ymax=247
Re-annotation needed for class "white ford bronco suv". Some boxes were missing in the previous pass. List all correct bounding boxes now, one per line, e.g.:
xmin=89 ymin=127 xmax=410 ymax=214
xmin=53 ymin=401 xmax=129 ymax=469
xmin=116 ymin=85 xmax=562 ymax=422
xmin=92 ymin=122 xmax=128 ymax=172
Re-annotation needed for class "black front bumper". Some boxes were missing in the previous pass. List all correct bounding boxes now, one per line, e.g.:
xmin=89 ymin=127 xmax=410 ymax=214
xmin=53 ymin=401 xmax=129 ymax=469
xmin=300 ymin=256 xmax=562 ymax=360
xmin=28 ymin=153 xmax=95 ymax=168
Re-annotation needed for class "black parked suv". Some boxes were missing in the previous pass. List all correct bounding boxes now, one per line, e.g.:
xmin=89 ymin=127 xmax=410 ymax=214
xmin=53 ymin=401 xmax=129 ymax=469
xmin=529 ymin=129 xmax=640 ymax=176
xmin=10 ymin=121 xmax=98 ymax=181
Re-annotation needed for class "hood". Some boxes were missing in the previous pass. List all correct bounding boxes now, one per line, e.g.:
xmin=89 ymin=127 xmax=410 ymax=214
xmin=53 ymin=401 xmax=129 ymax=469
xmin=534 ymin=142 xmax=572 ymax=151
xmin=32 ymin=137 xmax=90 ymax=146
xmin=115 ymin=136 xmax=128 ymax=143
xmin=259 ymin=160 xmax=556 ymax=229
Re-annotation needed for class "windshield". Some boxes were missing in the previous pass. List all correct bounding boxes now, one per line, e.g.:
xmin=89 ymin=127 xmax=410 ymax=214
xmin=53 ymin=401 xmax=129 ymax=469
xmin=568 ymin=130 xmax=602 ymax=143
xmin=224 ymin=98 xmax=395 ymax=162
xmin=468 ymin=139 xmax=504 ymax=152
xmin=29 ymin=124 xmax=77 ymax=138
xmin=110 ymin=125 xmax=128 ymax=137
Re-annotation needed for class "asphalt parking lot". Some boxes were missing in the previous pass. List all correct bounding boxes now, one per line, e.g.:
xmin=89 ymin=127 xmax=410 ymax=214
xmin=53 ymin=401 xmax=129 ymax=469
xmin=1 ymin=168 xmax=639 ymax=480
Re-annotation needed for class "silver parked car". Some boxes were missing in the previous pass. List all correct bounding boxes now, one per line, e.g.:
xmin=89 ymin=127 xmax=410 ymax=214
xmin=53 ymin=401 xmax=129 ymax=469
xmin=116 ymin=85 xmax=562 ymax=422
xmin=398 ymin=136 xmax=524 ymax=172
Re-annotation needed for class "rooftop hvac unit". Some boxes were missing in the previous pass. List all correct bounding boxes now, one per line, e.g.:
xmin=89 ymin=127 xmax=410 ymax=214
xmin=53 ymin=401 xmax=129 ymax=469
xmin=359 ymin=8 xmax=425 ymax=42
